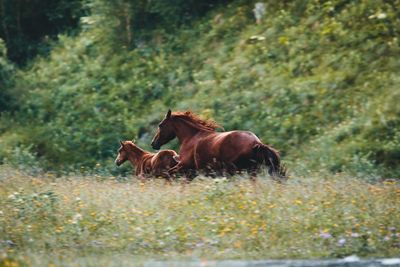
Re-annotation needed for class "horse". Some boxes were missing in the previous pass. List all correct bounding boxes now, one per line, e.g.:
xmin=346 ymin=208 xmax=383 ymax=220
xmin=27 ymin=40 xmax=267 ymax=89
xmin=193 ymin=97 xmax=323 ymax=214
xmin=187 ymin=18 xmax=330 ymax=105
xmin=115 ymin=140 xmax=179 ymax=182
xmin=151 ymin=110 xmax=286 ymax=180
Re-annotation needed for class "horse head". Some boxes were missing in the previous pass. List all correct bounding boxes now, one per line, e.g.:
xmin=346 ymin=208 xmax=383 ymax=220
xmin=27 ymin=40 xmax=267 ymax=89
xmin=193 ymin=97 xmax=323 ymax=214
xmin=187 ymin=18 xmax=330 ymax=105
xmin=115 ymin=141 xmax=129 ymax=166
xmin=151 ymin=109 xmax=176 ymax=150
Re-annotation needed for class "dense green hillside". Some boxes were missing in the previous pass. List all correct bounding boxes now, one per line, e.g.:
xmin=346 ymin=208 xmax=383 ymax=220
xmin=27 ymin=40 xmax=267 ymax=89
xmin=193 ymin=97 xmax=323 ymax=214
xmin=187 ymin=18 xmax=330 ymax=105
xmin=0 ymin=0 xmax=399 ymax=178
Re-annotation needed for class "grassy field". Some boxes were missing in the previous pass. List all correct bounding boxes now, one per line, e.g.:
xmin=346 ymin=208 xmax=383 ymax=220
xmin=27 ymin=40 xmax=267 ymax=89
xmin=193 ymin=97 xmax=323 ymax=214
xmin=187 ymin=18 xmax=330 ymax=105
xmin=0 ymin=166 xmax=399 ymax=266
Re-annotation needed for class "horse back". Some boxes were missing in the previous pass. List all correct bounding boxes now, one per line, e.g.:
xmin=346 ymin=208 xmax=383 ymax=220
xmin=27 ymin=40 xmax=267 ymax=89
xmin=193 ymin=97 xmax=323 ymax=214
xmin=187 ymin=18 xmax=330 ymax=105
xmin=195 ymin=130 xmax=260 ymax=165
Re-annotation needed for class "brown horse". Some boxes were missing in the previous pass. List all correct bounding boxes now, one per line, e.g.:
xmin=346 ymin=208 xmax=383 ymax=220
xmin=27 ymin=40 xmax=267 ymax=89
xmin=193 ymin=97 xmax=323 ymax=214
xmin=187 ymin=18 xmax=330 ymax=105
xmin=115 ymin=140 xmax=179 ymax=181
xmin=151 ymin=110 xmax=286 ymax=180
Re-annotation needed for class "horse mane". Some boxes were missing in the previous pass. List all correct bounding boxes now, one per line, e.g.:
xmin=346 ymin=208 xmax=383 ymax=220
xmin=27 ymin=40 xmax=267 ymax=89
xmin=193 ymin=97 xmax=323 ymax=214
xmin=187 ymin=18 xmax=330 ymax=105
xmin=122 ymin=141 xmax=135 ymax=148
xmin=122 ymin=141 xmax=145 ymax=153
xmin=172 ymin=111 xmax=224 ymax=132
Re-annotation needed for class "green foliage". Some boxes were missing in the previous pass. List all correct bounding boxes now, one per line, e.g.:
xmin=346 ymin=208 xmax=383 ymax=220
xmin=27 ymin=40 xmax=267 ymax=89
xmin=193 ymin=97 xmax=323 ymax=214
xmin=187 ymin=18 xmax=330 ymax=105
xmin=0 ymin=39 xmax=14 ymax=112
xmin=0 ymin=0 xmax=85 ymax=65
xmin=1 ymin=0 xmax=400 ymax=177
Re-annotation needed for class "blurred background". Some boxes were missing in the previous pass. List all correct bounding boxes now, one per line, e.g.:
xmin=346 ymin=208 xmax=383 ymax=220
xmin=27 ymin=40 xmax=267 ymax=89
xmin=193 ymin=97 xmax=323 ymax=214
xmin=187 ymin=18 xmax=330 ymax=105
xmin=0 ymin=0 xmax=399 ymax=178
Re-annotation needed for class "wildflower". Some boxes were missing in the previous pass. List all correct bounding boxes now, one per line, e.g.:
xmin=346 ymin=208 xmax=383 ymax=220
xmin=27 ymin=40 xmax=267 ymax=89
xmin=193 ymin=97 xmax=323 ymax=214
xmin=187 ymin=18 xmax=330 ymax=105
xmin=294 ymin=199 xmax=303 ymax=205
xmin=279 ymin=36 xmax=289 ymax=45
xmin=71 ymin=213 xmax=82 ymax=224
xmin=319 ymin=231 xmax=332 ymax=239
xmin=337 ymin=238 xmax=346 ymax=246
xmin=195 ymin=242 xmax=205 ymax=247
xmin=351 ymin=232 xmax=360 ymax=238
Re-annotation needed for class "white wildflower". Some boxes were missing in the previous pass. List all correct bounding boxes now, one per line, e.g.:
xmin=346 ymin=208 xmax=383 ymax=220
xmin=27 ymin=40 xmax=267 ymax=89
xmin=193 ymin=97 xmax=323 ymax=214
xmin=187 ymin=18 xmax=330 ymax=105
xmin=351 ymin=232 xmax=360 ymax=238
xmin=71 ymin=213 xmax=82 ymax=224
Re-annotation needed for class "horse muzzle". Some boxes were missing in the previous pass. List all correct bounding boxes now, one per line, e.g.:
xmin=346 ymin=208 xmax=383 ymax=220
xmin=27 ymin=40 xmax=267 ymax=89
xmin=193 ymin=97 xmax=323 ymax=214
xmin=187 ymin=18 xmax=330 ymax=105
xmin=151 ymin=140 xmax=161 ymax=150
xmin=115 ymin=159 xmax=122 ymax=166
xmin=151 ymin=143 xmax=161 ymax=150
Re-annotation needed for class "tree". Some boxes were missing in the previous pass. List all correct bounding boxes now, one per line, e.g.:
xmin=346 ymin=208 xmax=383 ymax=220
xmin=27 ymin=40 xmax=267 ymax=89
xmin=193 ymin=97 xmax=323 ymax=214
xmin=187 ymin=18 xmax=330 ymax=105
xmin=0 ymin=0 xmax=84 ymax=65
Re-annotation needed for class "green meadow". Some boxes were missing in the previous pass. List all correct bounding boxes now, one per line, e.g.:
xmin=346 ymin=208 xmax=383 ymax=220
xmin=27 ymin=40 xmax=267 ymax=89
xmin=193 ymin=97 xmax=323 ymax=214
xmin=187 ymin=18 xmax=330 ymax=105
xmin=0 ymin=167 xmax=399 ymax=266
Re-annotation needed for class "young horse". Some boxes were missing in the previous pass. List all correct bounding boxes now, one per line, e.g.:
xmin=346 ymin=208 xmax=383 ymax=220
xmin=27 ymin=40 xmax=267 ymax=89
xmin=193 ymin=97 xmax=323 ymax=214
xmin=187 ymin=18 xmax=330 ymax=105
xmin=151 ymin=110 xmax=286 ymax=180
xmin=115 ymin=140 xmax=179 ymax=182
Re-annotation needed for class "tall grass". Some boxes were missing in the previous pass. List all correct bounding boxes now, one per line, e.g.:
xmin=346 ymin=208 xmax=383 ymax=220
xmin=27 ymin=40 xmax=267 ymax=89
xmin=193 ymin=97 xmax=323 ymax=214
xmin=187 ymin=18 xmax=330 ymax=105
xmin=0 ymin=166 xmax=399 ymax=266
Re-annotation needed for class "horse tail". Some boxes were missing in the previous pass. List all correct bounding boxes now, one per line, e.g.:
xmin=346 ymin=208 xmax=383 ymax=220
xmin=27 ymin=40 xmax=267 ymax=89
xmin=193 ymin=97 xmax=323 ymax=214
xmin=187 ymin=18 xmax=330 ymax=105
xmin=253 ymin=143 xmax=287 ymax=178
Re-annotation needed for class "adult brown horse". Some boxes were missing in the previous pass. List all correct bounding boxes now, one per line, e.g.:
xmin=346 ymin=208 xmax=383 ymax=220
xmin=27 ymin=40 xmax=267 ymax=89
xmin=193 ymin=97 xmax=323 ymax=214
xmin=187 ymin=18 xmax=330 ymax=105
xmin=151 ymin=110 xmax=286 ymax=180
xmin=115 ymin=140 xmax=179 ymax=182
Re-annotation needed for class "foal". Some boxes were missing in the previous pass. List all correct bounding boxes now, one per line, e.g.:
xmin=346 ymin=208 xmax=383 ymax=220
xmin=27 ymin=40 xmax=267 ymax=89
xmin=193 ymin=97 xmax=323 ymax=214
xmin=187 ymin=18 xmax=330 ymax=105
xmin=115 ymin=140 xmax=179 ymax=182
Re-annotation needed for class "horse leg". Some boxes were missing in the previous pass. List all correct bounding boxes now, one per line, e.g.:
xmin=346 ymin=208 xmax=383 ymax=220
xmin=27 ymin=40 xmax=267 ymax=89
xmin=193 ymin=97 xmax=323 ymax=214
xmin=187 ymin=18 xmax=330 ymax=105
xmin=138 ymin=174 xmax=146 ymax=184
xmin=168 ymin=162 xmax=184 ymax=176
xmin=136 ymin=173 xmax=147 ymax=193
xmin=166 ymin=162 xmax=186 ymax=185
xmin=225 ymin=162 xmax=238 ymax=178
xmin=248 ymin=168 xmax=258 ymax=183
xmin=162 ymin=170 xmax=173 ymax=186
xmin=177 ymin=170 xmax=195 ymax=193
xmin=186 ymin=169 xmax=197 ymax=182
xmin=246 ymin=161 xmax=260 ymax=184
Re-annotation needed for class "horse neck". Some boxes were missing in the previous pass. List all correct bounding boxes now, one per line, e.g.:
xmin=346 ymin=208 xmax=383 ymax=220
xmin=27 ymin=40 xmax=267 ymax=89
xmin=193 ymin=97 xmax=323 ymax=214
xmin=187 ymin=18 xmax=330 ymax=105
xmin=173 ymin=118 xmax=212 ymax=144
xmin=126 ymin=145 xmax=150 ymax=165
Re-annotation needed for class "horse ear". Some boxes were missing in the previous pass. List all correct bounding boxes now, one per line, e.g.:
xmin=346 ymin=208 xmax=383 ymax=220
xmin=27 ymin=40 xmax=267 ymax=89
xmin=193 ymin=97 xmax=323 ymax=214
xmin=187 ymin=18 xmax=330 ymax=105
xmin=132 ymin=139 xmax=136 ymax=143
xmin=166 ymin=109 xmax=172 ymax=119
xmin=120 ymin=141 xmax=124 ymax=146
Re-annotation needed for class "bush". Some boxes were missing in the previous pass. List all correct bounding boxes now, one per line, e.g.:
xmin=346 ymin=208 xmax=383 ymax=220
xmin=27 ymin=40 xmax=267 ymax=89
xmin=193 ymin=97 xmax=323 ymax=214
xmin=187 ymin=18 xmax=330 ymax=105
xmin=1 ymin=0 xmax=400 ymax=177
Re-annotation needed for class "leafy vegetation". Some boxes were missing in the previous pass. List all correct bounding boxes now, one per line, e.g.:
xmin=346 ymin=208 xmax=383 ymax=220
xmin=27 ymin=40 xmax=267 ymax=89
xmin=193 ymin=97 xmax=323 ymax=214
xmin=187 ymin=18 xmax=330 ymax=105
xmin=0 ymin=39 xmax=14 ymax=112
xmin=0 ymin=0 xmax=85 ymax=65
xmin=0 ymin=167 xmax=399 ymax=266
xmin=0 ymin=0 xmax=400 ymax=177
